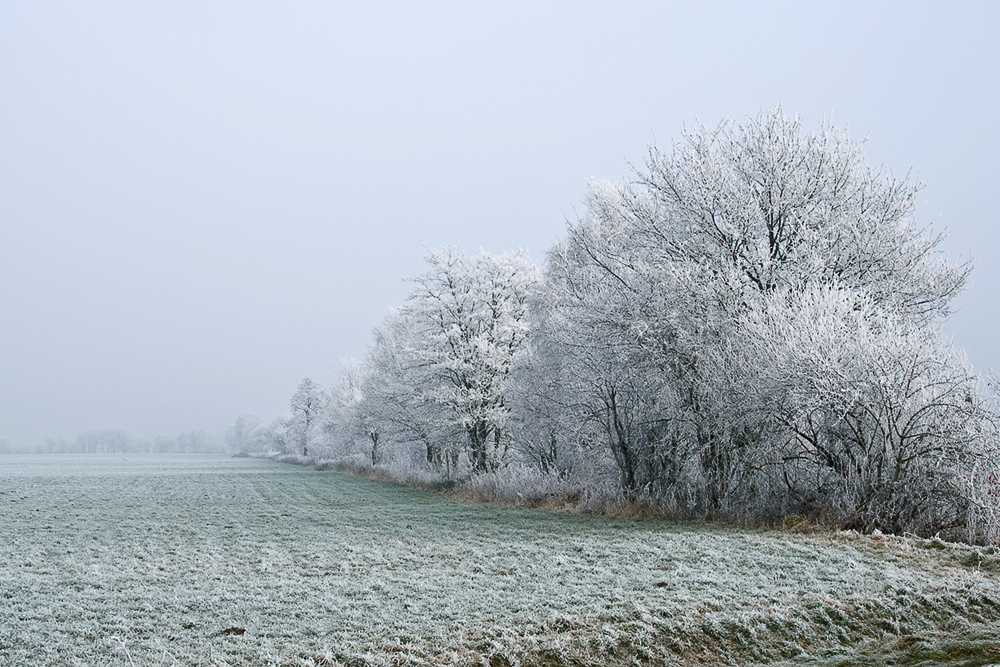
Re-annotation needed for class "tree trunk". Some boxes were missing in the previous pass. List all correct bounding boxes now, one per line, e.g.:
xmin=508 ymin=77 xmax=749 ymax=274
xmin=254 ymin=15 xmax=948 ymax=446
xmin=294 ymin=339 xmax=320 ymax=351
xmin=468 ymin=421 xmax=490 ymax=473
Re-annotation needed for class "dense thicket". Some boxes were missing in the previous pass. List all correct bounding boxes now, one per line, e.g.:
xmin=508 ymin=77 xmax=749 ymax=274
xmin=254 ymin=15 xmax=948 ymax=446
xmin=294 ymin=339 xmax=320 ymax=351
xmin=238 ymin=109 xmax=1000 ymax=543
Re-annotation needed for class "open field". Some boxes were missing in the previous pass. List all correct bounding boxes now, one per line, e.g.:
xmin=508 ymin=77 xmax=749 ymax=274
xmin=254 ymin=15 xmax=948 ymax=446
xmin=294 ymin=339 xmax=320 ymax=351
xmin=2 ymin=455 xmax=1000 ymax=666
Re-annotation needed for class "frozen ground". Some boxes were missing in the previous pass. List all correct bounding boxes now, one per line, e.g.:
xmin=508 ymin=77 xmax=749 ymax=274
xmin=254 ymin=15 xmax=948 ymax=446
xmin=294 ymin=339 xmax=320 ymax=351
xmin=1 ymin=454 xmax=999 ymax=666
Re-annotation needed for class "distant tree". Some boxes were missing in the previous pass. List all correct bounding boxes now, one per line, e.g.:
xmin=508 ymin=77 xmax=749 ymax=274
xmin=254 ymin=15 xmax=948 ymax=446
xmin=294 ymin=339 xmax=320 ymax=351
xmin=362 ymin=315 xmax=444 ymax=467
xmin=324 ymin=357 xmax=382 ymax=465
xmin=289 ymin=378 xmax=328 ymax=457
xmin=44 ymin=436 xmax=70 ymax=453
xmin=173 ymin=429 xmax=219 ymax=453
xmin=74 ymin=428 xmax=145 ymax=454
xmin=153 ymin=435 xmax=174 ymax=453
xmin=225 ymin=414 xmax=262 ymax=453
xmin=251 ymin=415 xmax=291 ymax=454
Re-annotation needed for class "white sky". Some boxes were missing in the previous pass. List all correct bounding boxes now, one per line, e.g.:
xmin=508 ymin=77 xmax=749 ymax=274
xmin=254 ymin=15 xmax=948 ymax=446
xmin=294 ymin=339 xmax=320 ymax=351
xmin=1 ymin=1 xmax=997 ymax=447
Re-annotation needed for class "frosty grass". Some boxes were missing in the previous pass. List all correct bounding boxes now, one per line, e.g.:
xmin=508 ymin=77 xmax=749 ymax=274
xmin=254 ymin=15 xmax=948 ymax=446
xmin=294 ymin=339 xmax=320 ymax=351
xmin=2 ymin=455 xmax=1000 ymax=666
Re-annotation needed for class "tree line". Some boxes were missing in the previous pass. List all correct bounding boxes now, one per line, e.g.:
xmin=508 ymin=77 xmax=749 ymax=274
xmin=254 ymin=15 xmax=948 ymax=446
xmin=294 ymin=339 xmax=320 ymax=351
xmin=232 ymin=109 xmax=1000 ymax=543
xmin=1 ymin=428 xmax=223 ymax=454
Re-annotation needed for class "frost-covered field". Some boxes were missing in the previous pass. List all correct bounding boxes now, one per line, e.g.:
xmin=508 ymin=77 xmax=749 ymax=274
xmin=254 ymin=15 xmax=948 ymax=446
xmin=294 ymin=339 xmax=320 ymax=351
xmin=2 ymin=455 xmax=1000 ymax=666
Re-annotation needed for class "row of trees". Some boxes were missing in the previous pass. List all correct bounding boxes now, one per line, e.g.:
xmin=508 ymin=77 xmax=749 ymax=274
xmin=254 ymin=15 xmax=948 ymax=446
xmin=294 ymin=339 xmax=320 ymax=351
xmin=1 ymin=428 xmax=225 ymax=454
xmin=238 ymin=109 xmax=1000 ymax=542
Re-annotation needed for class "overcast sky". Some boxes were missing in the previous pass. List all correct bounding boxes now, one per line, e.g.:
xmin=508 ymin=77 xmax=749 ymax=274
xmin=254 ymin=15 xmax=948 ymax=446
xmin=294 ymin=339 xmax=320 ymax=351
xmin=1 ymin=2 xmax=997 ymax=447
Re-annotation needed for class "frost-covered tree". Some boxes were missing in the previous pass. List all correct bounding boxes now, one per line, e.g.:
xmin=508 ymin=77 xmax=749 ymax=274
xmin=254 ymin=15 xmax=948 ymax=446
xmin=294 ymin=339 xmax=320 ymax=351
xmin=604 ymin=107 xmax=969 ymax=317
xmin=171 ymin=429 xmax=220 ymax=453
xmin=289 ymin=378 xmax=328 ymax=456
xmin=705 ymin=285 xmax=998 ymax=536
xmin=531 ymin=107 xmax=990 ymax=530
xmin=505 ymin=316 xmax=584 ymax=477
xmin=326 ymin=357 xmax=383 ymax=465
xmin=225 ymin=414 xmax=262 ymax=453
xmin=367 ymin=247 xmax=540 ymax=473
xmin=75 ymin=428 xmax=145 ymax=453
xmin=251 ymin=415 xmax=291 ymax=454
xmin=361 ymin=313 xmax=444 ymax=467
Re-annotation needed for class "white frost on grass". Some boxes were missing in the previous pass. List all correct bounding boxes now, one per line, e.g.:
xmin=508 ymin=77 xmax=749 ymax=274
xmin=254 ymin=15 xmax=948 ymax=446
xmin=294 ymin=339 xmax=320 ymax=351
xmin=1 ymin=454 xmax=998 ymax=666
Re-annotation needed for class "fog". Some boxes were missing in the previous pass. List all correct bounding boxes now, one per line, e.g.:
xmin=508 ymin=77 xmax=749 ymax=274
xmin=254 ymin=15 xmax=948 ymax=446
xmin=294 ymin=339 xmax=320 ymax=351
xmin=1 ymin=1 xmax=997 ymax=448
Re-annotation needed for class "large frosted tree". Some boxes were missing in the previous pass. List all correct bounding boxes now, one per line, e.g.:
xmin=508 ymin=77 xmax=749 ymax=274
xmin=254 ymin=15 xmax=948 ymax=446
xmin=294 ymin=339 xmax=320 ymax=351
xmin=533 ymin=107 xmax=994 ymax=535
